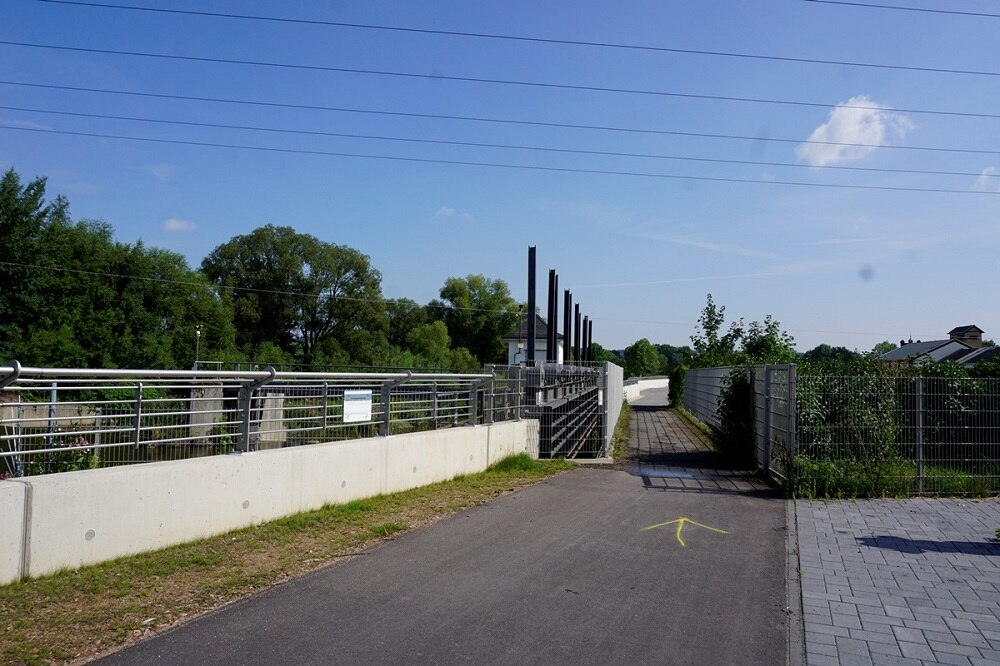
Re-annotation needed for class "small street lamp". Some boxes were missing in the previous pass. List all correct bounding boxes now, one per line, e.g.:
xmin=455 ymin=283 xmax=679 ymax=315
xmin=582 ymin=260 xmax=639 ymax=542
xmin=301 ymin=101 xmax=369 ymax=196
xmin=194 ymin=324 xmax=202 ymax=371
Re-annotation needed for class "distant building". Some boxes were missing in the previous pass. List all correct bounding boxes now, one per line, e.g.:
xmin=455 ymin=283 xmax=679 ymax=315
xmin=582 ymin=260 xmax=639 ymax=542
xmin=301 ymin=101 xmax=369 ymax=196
xmin=880 ymin=325 xmax=994 ymax=367
xmin=501 ymin=314 xmax=563 ymax=365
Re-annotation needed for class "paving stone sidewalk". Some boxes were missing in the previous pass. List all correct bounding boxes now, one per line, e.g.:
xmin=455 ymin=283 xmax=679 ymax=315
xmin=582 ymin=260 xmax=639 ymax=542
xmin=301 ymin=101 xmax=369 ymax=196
xmin=796 ymin=499 xmax=1000 ymax=666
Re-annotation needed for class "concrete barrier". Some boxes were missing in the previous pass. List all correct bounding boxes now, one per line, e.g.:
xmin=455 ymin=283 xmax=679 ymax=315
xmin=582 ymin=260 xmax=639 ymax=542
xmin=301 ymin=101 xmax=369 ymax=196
xmin=623 ymin=377 xmax=670 ymax=403
xmin=0 ymin=420 xmax=539 ymax=584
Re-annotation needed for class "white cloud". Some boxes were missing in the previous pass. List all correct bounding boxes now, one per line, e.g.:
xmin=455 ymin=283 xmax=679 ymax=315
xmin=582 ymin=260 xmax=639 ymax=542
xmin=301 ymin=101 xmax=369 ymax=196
xmin=434 ymin=206 xmax=474 ymax=222
xmin=796 ymin=95 xmax=913 ymax=167
xmin=975 ymin=166 xmax=1000 ymax=192
xmin=161 ymin=218 xmax=196 ymax=232
xmin=143 ymin=163 xmax=177 ymax=182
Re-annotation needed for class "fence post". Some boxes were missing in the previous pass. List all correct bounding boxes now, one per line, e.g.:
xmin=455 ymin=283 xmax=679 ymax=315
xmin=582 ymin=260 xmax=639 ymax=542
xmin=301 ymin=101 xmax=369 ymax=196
xmin=916 ymin=377 xmax=925 ymax=494
xmin=431 ymin=380 xmax=438 ymax=429
xmin=788 ymin=364 xmax=797 ymax=482
xmin=238 ymin=367 xmax=276 ymax=452
xmin=380 ymin=381 xmax=392 ymax=437
xmin=134 ymin=381 xmax=143 ymax=449
xmin=468 ymin=380 xmax=482 ymax=425
xmin=763 ymin=367 xmax=773 ymax=476
xmin=46 ymin=382 xmax=57 ymax=472
xmin=485 ymin=376 xmax=495 ymax=425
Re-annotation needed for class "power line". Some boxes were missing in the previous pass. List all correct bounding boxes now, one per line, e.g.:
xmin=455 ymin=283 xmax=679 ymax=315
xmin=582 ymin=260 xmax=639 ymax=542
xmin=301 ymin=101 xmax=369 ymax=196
xmin=4 ymin=104 xmax=995 ymax=180
xmin=3 ymin=80 xmax=998 ymax=158
xmin=3 ymin=124 xmax=995 ymax=196
xmin=2 ymin=41 xmax=1000 ymax=120
xmin=0 ymin=260 xmax=912 ymax=339
xmin=0 ymin=260 xmax=514 ymax=316
xmin=5 ymin=79 xmax=999 ymax=157
xmin=804 ymin=0 xmax=1000 ymax=19
xmin=33 ymin=0 xmax=1000 ymax=78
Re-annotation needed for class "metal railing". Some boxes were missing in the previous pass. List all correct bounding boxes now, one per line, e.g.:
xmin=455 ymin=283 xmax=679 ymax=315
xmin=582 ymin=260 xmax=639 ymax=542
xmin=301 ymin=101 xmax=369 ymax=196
xmin=0 ymin=362 xmax=522 ymax=478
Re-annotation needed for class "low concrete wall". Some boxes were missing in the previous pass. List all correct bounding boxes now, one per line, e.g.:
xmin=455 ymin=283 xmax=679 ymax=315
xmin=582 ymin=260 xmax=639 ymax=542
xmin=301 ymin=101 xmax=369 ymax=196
xmin=0 ymin=420 xmax=539 ymax=585
xmin=623 ymin=377 xmax=670 ymax=403
xmin=0 ymin=482 xmax=27 ymax=584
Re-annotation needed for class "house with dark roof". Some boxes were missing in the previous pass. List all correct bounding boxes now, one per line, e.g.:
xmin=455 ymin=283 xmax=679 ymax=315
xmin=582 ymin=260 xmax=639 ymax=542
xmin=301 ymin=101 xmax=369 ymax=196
xmin=880 ymin=325 xmax=994 ymax=367
xmin=501 ymin=314 xmax=563 ymax=364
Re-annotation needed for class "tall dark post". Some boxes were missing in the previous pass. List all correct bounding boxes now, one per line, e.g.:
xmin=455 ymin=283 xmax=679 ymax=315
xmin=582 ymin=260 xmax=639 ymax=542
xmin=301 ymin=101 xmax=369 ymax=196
xmin=563 ymin=290 xmax=572 ymax=365
xmin=546 ymin=270 xmax=557 ymax=363
xmin=582 ymin=316 xmax=590 ymax=363
xmin=587 ymin=319 xmax=594 ymax=362
xmin=574 ymin=304 xmax=581 ymax=363
xmin=527 ymin=246 xmax=536 ymax=363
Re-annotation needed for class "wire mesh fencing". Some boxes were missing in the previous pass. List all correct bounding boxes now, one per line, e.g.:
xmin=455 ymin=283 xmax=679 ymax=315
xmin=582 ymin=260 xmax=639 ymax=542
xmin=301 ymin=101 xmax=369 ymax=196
xmin=795 ymin=374 xmax=1000 ymax=497
xmin=682 ymin=364 xmax=1000 ymax=496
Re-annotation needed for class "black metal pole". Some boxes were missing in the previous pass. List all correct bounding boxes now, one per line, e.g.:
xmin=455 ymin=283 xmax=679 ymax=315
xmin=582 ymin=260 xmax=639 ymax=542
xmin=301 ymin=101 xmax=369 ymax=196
xmin=574 ymin=304 xmax=581 ymax=363
xmin=563 ymin=290 xmax=571 ymax=365
xmin=546 ymin=269 xmax=556 ymax=363
xmin=582 ymin=316 xmax=590 ymax=362
xmin=587 ymin=319 xmax=594 ymax=362
xmin=527 ymin=246 xmax=536 ymax=363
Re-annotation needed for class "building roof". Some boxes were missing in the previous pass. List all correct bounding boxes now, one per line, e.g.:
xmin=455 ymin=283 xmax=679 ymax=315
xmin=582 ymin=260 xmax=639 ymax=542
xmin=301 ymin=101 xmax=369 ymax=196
xmin=501 ymin=314 xmax=563 ymax=341
xmin=960 ymin=346 xmax=1000 ymax=365
xmin=949 ymin=325 xmax=984 ymax=336
xmin=880 ymin=340 xmax=952 ymax=362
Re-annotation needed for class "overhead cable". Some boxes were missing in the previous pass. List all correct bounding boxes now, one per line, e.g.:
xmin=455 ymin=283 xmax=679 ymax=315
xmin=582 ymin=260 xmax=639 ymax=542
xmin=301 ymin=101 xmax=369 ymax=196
xmin=3 ymin=104 xmax=996 ymax=180
xmin=33 ymin=0 xmax=1000 ymax=77
xmin=1 ymin=40 xmax=999 ymax=120
xmin=3 ymin=80 xmax=999 ymax=157
xmin=1 ymin=124 xmax=996 ymax=196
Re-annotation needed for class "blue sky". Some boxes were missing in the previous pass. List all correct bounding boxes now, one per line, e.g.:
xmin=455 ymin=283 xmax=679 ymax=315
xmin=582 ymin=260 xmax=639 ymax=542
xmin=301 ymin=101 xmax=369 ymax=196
xmin=2 ymin=0 xmax=999 ymax=352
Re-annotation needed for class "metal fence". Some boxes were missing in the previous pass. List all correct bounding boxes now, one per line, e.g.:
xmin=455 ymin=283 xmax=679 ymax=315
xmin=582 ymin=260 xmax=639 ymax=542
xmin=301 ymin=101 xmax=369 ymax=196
xmin=682 ymin=364 xmax=1000 ymax=496
xmin=522 ymin=362 xmax=603 ymax=458
xmin=683 ymin=366 xmax=734 ymax=430
xmin=0 ymin=362 xmax=521 ymax=478
xmin=796 ymin=374 xmax=1000 ymax=496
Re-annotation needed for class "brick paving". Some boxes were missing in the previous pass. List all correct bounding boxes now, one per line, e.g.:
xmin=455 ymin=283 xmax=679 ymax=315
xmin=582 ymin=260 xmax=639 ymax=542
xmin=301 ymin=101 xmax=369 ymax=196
xmin=629 ymin=405 xmax=772 ymax=493
xmin=796 ymin=499 xmax=1000 ymax=666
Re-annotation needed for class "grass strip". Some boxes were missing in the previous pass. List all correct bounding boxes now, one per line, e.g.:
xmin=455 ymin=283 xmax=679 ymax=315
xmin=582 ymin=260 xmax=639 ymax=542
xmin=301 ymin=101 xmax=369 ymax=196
xmin=0 ymin=454 xmax=572 ymax=666
xmin=610 ymin=400 xmax=631 ymax=461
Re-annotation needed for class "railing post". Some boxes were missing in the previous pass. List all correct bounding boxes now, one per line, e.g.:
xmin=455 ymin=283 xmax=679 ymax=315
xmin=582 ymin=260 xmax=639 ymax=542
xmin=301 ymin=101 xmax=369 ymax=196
xmin=134 ymin=381 xmax=143 ymax=449
xmin=431 ymin=381 xmax=438 ymax=429
xmin=321 ymin=381 xmax=329 ymax=426
xmin=485 ymin=376 xmax=495 ymax=425
xmin=468 ymin=380 xmax=482 ymax=425
xmin=916 ymin=376 xmax=925 ymax=494
xmin=47 ymin=382 xmax=57 ymax=473
xmin=238 ymin=367 xmax=276 ymax=452
xmin=380 ymin=381 xmax=392 ymax=436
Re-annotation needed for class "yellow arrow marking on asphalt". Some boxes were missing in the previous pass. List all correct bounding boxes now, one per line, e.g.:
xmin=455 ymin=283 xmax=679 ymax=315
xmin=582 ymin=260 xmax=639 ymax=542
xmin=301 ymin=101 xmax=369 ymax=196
xmin=641 ymin=517 xmax=728 ymax=547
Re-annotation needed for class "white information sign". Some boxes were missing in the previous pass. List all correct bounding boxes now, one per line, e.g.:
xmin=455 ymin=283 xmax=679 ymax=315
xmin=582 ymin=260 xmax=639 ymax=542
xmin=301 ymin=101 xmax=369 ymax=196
xmin=343 ymin=389 xmax=373 ymax=423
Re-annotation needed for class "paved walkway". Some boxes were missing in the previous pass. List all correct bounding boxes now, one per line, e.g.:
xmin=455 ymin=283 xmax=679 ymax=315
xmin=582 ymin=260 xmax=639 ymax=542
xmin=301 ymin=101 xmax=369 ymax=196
xmin=99 ymin=401 xmax=788 ymax=665
xmin=797 ymin=499 xmax=1000 ymax=666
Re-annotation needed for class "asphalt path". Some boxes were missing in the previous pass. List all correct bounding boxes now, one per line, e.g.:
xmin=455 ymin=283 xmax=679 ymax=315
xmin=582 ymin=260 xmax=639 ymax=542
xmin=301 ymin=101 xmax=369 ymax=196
xmin=99 ymin=403 xmax=788 ymax=665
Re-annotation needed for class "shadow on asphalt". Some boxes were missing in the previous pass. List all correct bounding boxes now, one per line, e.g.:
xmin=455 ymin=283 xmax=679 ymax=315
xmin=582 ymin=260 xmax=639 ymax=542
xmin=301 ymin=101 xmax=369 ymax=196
xmin=857 ymin=535 xmax=1000 ymax=556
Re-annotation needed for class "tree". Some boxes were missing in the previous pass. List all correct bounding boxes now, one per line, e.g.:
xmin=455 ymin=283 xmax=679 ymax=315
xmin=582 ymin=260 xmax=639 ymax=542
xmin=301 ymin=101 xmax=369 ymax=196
xmin=624 ymin=338 xmax=660 ymax=378
xmin=803 ymin=344 xmax=861 ymax=364
xmin=428 ymin=275 xmax=520 ymax=365
xmin=741 ymin=315 xmax=797 ymax=365
xmin=0 ymin=169 xmax=52 ymax=361
xmin=385 ymin=298 xmax=428 ymax=348
xmin=872 ymin=340 xmax=897 ymax=355
xmin=590 ymin=342 xmax=620 ymax=364
xmin=201 ymin=225 xmax=386 ymax=364
xmin=655 ymin=343 xmax=694 ymax=375
xmin=690 ymin=293 xmax=743 ymax=367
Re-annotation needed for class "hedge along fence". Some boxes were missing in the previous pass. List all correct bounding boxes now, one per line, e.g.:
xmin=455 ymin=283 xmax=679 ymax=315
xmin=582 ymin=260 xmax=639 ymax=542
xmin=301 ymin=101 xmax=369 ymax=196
xmin=684 ymin=362 xmax=1000 ymax=498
